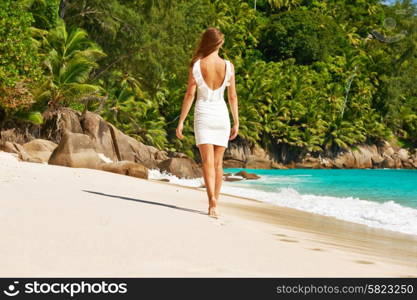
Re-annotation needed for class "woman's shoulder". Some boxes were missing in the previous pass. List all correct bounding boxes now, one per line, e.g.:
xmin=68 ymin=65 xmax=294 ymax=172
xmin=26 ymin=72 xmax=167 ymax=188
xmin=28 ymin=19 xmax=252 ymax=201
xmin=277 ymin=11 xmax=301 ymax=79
xmin=224 ymin=59 xmax=234 ymax=74
xmin=190 ymin=58 xmax=200 ymax=73
xmin=224 ymin=58 xmax=234 ymax=68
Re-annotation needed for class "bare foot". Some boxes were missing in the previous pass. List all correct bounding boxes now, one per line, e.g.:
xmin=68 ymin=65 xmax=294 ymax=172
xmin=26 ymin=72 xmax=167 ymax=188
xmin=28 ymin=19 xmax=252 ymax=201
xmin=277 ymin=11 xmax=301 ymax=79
xmin=208 ymin=206 xmax=220 ymax=219
xmin=208 ymin=197 xmax=217 ymax=207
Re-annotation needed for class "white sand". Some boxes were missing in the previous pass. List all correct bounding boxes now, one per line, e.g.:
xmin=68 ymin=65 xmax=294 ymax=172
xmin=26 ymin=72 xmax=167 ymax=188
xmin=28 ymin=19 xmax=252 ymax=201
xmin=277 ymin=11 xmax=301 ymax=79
xmin=1 ymin=151 xmax=416 ymax=277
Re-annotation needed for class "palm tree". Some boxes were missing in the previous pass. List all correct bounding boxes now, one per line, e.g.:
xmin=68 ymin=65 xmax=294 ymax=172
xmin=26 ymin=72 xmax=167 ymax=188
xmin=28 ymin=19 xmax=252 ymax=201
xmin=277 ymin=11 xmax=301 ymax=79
xmin=102 ymin=72 xmax=168 ymax=149
xmin=39 ymin=18 xmax=106 ymax=108
xmin=267 ymin=0 xmax=301 ymax=10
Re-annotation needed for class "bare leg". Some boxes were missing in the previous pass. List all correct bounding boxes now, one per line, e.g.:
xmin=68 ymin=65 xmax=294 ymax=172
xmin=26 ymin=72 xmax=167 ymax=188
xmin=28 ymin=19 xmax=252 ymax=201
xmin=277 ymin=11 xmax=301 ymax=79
xmin=197 ymin=144 xmax=217 ymax=211
xmin=213 ymin=145 xmax=226 ymax=202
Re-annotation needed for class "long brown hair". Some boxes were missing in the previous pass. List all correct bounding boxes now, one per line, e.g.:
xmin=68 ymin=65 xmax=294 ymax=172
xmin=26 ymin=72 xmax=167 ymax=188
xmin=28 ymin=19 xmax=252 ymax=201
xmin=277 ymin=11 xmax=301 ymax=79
xmin=189 ymin=27 xmax=224 ymax=68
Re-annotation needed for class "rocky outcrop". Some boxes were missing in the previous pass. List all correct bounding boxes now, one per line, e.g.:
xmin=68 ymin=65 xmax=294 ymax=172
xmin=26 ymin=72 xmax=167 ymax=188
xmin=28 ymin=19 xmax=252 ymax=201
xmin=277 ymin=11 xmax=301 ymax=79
xmin=3 ymin=107 xmax=417 ymax=177
xmin=332 ymin=151 xmax=356 ymax=168
xmin=224 ymin=175 xmax=244 ymax=182
xmin=44 ymin=131 xmax=148 ymax=179
xmin=0 ymin=139 xmax=57 ymax=163
xmin=80 ymin=111 xmax=117 ymax=162
xmin=41 ymin=107 xmax=83 ymax=144
xmin=411 ymin=152 xmax=417 ymax=168
xmin=100 ymin=161 xmax=148 ymax=179
xmin=244 ymin=155 xmax=272 ymax=169
xmin=223 ymin=135 xmax=251 ymax=168
xmin=224 ymin=142 xmax=285 ymax=169
xmin=49 ymin=112 xmax=197 ymax=178
xmin=0 ymin=141 xmax=34 ymax=162
xmin=42 ymin=109 xmax=190 ymax=177
xmin=48 ymin=131 xmax=105 ymax=169
xmin=223 ymin=158 xmax=245 ymax=168
xmin=294 ymin=153 xmax=323 ymax=169
xmin=77 ymin=111 xmax=167 ymax=169
xmin=22 ymin=139 xmax=57 ymax=163
xmin=225 ymin=138 xmax=417 ymax=169
xmin=47 ymin=130 xmax=148 ymax=179
xmin=235 ymin=170 xmax=260 ymax=180
xmin=38 ymin=108 xmax=169 ymax=170
xmin=157 ymin=157 xmax=202 ymax=179
xmin=1 ymin=108 xmax=194 ymax=179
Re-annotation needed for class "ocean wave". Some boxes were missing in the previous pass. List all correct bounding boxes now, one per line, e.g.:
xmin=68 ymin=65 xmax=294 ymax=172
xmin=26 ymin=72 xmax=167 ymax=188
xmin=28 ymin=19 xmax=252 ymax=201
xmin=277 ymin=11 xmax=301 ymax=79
xmin=148 ymin=168 xmax=417 ymax=236
xmin=221 ymin=185 xmax=417 ymax=237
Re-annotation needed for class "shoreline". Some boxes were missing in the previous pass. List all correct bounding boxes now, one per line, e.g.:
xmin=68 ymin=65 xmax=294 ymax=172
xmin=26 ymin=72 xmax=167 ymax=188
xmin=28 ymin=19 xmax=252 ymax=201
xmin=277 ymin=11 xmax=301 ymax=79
xmin=150 ymin=171 xmax=417 ymax=237
xmin=1 ymin=151 xmax=416 ymax=277
xmin=152 ymin=178 xmax=417 ymax=269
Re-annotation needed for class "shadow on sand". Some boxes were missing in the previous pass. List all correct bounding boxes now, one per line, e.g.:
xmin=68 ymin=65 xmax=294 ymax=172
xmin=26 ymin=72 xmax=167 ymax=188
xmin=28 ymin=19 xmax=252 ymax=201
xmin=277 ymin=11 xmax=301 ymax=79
xmin=83 ymin=190 xmax=207 ymax=216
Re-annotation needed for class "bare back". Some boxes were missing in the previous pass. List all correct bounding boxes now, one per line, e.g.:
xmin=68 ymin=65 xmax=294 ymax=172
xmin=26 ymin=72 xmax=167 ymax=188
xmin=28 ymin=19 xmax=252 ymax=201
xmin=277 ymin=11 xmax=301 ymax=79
xmin=199 ymin=57 xmax=227 ymax=91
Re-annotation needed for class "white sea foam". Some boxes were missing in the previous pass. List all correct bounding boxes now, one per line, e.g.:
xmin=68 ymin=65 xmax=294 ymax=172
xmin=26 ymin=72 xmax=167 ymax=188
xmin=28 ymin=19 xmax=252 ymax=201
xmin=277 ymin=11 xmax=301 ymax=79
xmin=98 ymin=153 xmax=113 ymax=163
xmin=148 ymin=168 xmax=417 ymax=236
xmin=220 ymin=185 xmax=417 ymax=236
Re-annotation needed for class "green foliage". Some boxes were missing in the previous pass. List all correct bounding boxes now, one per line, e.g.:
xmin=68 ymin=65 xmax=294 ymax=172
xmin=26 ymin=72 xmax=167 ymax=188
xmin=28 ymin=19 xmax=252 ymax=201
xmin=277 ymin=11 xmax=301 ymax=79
xmin=28 ymin=0 xmax=60 ymax=30
xmin=258 ymin=10 xmax=348 ymax=64
xmin=323 ymin=0 xmax=384 ymax=37
xmin=0 ymin=0 xmax=42 ymax=89
xmin=101 ymin=71 xmax=168 ymax=149
xmin=213 ymin=0 xmax=264 ymax=60
xmin=2 ymin=0 xmax=417 ymax=157
xmin=39 ymin=19 xmax=106 ymax=108
xmin=267 ymin=0 xmax=302 ymax=11
xmin=238 ymin=55 xmax=389 ymax=153
xmin=14 ymin=110 xmax=44 ymax=125
xmin=64 ymin=0 xmax=215 ymax=97
xmin=0 ymin=0 xmax=44 ymax=125
xmin=367 ymin=0 xmax=417 ymax=145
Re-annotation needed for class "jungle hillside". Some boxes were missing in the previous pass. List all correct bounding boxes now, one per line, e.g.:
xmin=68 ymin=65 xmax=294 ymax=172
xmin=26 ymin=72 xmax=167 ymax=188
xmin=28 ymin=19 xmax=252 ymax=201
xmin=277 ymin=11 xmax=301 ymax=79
xmin=1 ymin=0 xmax=417 ymax=160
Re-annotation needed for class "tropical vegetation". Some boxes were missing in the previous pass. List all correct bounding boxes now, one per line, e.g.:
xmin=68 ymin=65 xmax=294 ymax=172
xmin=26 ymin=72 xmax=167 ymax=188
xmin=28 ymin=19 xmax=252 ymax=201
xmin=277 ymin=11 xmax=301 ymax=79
xmin=0 ymin=0 xmax=416 ymax=159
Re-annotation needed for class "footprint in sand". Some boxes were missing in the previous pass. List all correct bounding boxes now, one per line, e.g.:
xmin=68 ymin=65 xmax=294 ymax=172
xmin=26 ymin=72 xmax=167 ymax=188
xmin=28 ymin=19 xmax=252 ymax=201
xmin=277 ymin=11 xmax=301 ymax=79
xmin=279 ymin=239 xmax=298 ymax=243
xmin=309 ymin=248 xmax=324 ymax=252
xmin=208 ymin=218 xmax=228 ymax=226
xmin=355 ymin=260 xmax=374 ymax=265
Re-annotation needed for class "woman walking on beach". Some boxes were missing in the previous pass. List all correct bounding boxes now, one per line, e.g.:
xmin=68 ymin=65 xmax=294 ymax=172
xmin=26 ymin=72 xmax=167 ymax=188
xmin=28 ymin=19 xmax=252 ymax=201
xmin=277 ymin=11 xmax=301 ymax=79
xmin=176 ymin=27 xmax=239 ymax=218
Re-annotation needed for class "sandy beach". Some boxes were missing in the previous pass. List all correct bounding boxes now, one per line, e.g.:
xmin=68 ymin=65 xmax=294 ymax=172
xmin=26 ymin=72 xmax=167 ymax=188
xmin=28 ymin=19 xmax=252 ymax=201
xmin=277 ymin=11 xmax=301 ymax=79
xmin=1 ymin=150 xmax=416 ymax=277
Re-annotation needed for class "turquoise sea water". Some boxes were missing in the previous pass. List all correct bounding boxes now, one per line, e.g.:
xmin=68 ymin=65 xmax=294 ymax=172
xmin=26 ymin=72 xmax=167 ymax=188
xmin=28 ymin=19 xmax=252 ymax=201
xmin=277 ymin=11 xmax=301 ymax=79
xmin=149 ymin=167 xmax=417 ymax=236
xmin=224 ymin=169 xmax=417 ymax=208
xmin=220 ymin=168 xmax=417 ymax=236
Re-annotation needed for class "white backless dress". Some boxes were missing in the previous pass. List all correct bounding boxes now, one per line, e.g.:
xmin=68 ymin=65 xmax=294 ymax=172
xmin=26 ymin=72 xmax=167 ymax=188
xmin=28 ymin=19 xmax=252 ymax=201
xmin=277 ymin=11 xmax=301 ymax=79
xmin=192 ymin=58 xmax=232 ymax=148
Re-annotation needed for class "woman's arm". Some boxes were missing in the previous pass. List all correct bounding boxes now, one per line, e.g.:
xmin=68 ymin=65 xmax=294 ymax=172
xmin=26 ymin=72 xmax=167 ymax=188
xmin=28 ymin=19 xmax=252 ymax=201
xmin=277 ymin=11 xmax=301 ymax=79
xmin=227 ymin=62 xmax=239 ymax=140
xmin=176 ymin=67 xmax=197 ymax=140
